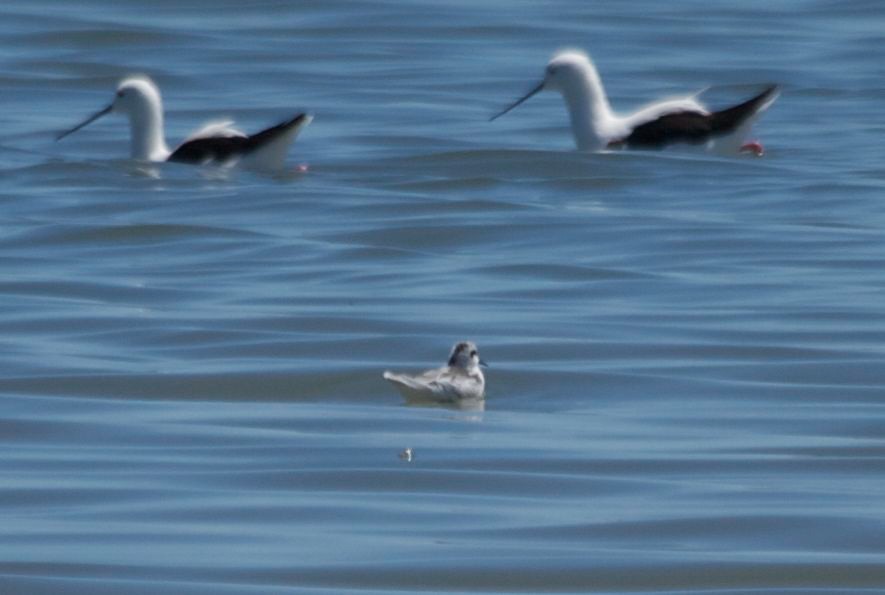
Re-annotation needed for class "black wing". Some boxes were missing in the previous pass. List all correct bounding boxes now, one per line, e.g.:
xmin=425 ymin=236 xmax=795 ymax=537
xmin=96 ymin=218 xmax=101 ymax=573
xmin=618 ymin=85 xmax=778 ymax=150
xmin=622 ymin=111 xmax=714 ymax=149
xmin=167 ymin=135 xmax=250 ymax=164
xmin=709 ymin=85 xmax=778 ymax=134
xmin=242 ymin=113 xmax=310 ymax=151
xmin=168 ymin=113 xmax=309 ymax=164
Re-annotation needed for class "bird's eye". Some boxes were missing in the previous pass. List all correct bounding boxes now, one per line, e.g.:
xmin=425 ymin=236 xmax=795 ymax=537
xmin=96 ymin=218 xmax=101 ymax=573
xmin=470 ymin=350 xmax=477 ymax=357
xmin=116 ymin=90 xmax=124 ymax=97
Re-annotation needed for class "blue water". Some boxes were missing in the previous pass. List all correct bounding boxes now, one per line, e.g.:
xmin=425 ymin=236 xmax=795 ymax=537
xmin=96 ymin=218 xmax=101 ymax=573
xmin=2 ymin=1 xmax=885 ymax=593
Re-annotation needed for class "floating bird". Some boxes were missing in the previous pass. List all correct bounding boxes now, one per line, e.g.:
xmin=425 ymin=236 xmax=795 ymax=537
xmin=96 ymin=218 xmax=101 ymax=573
xmin=491 ymin=50 xmax=778 ymax=156
xmin=57 ymin=76 xmax=311 ymax=169
xmin=383 ymin=341 xmax=487 ymax=404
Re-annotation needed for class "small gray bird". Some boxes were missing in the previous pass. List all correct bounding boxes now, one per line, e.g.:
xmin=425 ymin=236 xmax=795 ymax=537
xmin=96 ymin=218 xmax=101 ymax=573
xmin=384 ymin=341 xmax=487 ymax=404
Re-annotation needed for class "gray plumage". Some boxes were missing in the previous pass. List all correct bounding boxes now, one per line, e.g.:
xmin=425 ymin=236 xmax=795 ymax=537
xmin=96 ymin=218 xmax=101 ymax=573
xmin=384 ymin=341 xmax=487 ymax=404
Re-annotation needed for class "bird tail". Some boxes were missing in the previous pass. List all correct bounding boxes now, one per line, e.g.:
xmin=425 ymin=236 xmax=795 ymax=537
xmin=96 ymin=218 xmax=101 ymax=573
xmin=383 ymin=371 xmax=415 ymax=388
xmin=243 ymin=113 xmax=313 ymax=169
xmin=710 ymin=85 xmax=779 ymax=134
xmin=383 ymin=371 xmax=430 ymax=399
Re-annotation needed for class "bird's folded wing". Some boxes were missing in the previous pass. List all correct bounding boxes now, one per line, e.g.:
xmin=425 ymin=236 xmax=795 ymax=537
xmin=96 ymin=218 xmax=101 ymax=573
xmin=384 ymin=369 xmax=460 ymax=400
xmin=624 ymin=96 xmax=709 ymax=129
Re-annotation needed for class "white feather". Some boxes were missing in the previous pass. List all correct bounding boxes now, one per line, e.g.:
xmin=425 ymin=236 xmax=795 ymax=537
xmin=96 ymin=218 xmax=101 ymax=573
xmin=182 ymin=119 xmax=246 ymax=143
xmin=383 ymin=368 xmax=484 ymax=403
xmin=622 ymin=95 xmax=709 ymax=130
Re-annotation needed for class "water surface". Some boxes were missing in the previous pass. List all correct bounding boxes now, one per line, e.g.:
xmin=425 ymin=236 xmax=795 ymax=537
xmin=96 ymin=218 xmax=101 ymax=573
xmin=1 ymin=1 xmax=885 ymax=593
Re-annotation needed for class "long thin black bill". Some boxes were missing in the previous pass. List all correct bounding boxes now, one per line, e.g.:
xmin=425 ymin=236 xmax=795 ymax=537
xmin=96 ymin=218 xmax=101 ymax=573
xmin=489 ymin=81 xmax=544 ymax=122
xmin=56 ymin=104 xmax=112 ymax=141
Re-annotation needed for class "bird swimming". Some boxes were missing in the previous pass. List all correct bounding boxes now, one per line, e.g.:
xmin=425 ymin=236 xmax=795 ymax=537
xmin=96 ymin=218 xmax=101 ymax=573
xmin=383 ymin=341 xmax=487 ymax=405
xmin=56 ymin=76 xmax=311 ymax=169
xmin=490 ymin=50 xmax=778 ymax=156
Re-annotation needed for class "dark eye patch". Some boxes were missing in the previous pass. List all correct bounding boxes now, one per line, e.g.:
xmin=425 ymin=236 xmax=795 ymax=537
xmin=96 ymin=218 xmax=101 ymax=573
xmin=449 ymin=343 xmax=470 ymax=366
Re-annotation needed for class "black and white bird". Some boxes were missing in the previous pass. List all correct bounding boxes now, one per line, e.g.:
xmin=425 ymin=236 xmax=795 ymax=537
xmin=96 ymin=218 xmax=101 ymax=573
xmin=491 ymin=50 xmax=778 ymax=156
xmin=383 ymin=341 xmax=487 ymax=405
xmin=57 ymin=76 xmax=311 ymax=169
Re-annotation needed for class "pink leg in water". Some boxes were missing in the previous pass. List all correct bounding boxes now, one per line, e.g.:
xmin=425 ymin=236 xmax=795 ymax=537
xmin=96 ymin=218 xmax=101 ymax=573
xmin=739 ymin=140 xmax=765 ymax=157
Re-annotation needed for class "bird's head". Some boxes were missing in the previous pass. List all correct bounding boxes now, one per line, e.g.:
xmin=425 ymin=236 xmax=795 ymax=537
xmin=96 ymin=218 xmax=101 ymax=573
xmin=110 ymin=76 xmax=162 ymax=116
xmin=490 ymin=49 xmax=598 ymax=121
xmin=56 ymin=75 xmax=163 ymax=141
xmin=541 ymin=50 xmax=595 ymax=92
xmin=447 ymin=341 xmax=488 ymax=371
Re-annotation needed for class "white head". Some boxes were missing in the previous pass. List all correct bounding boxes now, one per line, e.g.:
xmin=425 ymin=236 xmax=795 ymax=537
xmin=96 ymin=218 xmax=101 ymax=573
xmin=57 ymin=75 xmax=170 ymax=161
xmin=110 ymin=77 xmax=163 ymax=117
xmin=447 ymin=341 xmax=487 ymax=372
xmin=491 ymin=50 xmax=605 ymax=119
xmin=490 ymin=50 xmax=613 ymax=150
xmin=541 ymin=51 xmax=603 ymax=94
